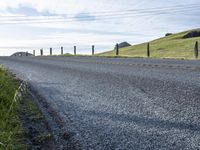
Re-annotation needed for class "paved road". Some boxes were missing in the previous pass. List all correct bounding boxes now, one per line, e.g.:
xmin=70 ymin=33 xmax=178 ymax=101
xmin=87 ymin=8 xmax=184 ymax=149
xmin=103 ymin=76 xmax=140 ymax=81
xmin=1 ymin=56 xmax=200 ymax=150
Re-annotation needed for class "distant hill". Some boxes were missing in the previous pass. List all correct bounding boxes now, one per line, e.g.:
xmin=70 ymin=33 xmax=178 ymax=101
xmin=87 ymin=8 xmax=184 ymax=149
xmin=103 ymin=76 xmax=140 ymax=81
xmin=98 ymin=29 xmax=200 ymax=59
xmin=115 ymin=42 xmax=131 ymax=49
xmin=11 ymin=52 xmax=33 ymax=57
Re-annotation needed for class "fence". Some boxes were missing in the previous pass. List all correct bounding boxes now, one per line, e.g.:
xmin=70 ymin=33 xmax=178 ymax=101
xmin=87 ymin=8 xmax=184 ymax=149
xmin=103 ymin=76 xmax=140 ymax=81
xmin=29 ymin=45 xmax=96 ymax=56
xmin=14 ymin=41 xmax=199 ymax=59
xmin=114 ymin=41 xmax=199 ymax=59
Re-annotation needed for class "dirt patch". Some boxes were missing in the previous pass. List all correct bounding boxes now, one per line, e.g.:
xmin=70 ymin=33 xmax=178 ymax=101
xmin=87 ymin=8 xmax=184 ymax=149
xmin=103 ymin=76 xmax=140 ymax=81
xmin=19 ymin=93 xmax=57 ymax=150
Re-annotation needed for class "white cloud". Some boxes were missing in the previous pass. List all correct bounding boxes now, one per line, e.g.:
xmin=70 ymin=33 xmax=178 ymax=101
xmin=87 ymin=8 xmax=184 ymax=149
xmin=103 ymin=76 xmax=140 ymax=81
xmin=0 ymin=0 xmax=199 ymax=56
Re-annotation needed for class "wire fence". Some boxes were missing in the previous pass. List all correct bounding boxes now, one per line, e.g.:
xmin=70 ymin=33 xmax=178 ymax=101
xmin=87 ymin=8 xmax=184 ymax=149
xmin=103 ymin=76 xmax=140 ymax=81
xmin=9 ymin=40 xmax=200 ymax=60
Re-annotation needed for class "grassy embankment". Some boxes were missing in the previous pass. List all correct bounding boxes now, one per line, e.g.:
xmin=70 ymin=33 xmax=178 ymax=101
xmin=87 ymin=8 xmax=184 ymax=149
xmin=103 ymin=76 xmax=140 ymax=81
xmin=0 ymin=67 xmax=25 ymax=149
xmin=98 ymin=29 xmax=200 ymax=60
xmin=0 ymin=67 xmax=55 ymax=150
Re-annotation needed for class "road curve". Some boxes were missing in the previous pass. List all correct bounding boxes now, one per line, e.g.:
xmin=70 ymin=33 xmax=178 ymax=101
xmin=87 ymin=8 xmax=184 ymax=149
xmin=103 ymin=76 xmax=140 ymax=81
xmin=0 ymin=56 xmax=200 ymax=150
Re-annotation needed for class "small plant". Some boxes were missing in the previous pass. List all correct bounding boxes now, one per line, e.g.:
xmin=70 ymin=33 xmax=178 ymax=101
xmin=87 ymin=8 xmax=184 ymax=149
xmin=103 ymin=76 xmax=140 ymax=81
xmin=35 ymin=133 xmax=52 ymax=144
xmin=26 ymin=99 xmax=43 ymax=122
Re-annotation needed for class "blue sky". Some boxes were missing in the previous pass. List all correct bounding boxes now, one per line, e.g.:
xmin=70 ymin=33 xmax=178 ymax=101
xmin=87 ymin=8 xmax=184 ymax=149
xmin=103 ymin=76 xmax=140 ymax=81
xmin=0 ymin=0 xmax=199 ymax=56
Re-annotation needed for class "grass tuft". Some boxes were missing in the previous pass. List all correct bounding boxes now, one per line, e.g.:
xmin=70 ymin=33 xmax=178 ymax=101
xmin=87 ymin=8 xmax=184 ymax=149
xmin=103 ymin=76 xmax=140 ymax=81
xmin=0 ymin=67 xmax=25 ymax=150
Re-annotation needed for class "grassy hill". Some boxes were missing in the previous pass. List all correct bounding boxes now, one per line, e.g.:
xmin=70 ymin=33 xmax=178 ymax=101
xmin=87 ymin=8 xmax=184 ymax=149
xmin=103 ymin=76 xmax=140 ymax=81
xmin=98 ymin=29 xmax=200 ymax=60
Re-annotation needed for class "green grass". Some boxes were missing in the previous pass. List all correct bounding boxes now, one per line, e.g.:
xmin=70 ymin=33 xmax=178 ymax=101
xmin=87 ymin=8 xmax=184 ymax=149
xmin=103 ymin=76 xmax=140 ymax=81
xmin=98 ymin=29 xmax=200 ymax=60
xmin=26 ymin=99 xmax=43 ymax=122
xmin=49 ymin=53 xmax=73 ymax=57
xmin=0 ymin=67 xmax=25 ymax=150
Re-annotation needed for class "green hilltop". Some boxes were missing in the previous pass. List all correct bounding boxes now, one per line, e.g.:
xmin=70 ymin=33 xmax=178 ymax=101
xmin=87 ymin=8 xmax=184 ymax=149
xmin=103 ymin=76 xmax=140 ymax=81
xmin=98 ymin=29 xmax=200 ymax=60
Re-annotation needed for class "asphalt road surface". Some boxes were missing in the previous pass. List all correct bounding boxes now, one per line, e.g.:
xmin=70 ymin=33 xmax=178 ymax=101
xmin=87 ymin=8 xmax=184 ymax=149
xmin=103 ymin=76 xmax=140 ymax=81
xmin=0 ymin=56 xmax=200 ymax=150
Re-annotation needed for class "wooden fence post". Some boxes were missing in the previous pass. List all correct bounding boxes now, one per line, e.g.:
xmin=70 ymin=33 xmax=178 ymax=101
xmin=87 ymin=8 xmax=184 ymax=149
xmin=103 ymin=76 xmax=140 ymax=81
xmin=33 ymin=50 xmax=35 ymax=56
xmin=61 ymin=46 xmax=63 ymax=55
xmin=194 ymin=41 xmax=198 ymax=59
xmin=147 ymin=43 xmax=150 ymax=58
xmin=74 ymin=46 xmax=76 ymax=55
xmin=116 ymin=43 xmax=119 ymax=56
xmin=40 ymin=49 xmax=43 ymax=56
xmin=92 ymin=45 xmax=95 ymax=55
xmin=50 ymin=48 xmax=52 ymax=56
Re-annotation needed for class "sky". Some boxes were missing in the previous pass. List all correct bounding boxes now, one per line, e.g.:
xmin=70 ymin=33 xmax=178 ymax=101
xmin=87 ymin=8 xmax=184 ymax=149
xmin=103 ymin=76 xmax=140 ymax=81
xmin=0 ymin=0 xmax=199 ymax=56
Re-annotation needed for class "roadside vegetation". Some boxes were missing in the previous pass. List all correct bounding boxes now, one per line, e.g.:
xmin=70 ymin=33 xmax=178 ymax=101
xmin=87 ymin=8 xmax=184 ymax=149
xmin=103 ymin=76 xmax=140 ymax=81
xmin=0 ymin=67 xmax=25 ymax=149
xmin=0 ymin=66 xmax=56 ymax=150
xmin=98 ymin=29 xmax=200 ymax=60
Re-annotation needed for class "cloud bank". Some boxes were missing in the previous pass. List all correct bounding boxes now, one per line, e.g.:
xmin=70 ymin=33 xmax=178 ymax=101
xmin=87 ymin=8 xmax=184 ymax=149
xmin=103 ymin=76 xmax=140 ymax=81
xmin=0 ymin=0 xmax=199 ymax=55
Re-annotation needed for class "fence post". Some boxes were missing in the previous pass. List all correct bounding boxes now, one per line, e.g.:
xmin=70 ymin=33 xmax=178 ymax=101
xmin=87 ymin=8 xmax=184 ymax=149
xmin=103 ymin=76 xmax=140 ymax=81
xmin=33 ymin=50 xmax=35 ymax=56
xmin=50 ymin=48 xmax=52 ymax=56
xmin=116 ymin=43 xmax=119 ymax=56
xmin=194 ymin=41 xmax=198 ymax=59
xmin=147 ymin=43 xmax=150 ymax=58
xmin=26 ymin=51 xmax=28 ymax=56
xmin=74 ymin=46 xmax=76 ymax=55
xmin=40 ymin=49 xmax=43 ymax=56
xmin=92 ymin=45 xmax=95 ymax=55
xmin=61 ymin=46 xmax=63 ymax=55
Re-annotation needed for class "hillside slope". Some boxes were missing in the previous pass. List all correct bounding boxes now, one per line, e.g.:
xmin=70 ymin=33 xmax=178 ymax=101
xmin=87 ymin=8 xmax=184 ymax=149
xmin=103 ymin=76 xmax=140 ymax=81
xmin=99 ymin=29 xmax=200 ymax=59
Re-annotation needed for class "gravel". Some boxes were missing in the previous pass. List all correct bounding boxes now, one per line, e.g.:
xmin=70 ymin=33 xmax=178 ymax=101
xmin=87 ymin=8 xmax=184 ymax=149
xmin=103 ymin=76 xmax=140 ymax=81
xmin=0 ymin=56 xmax=200 ymax=150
